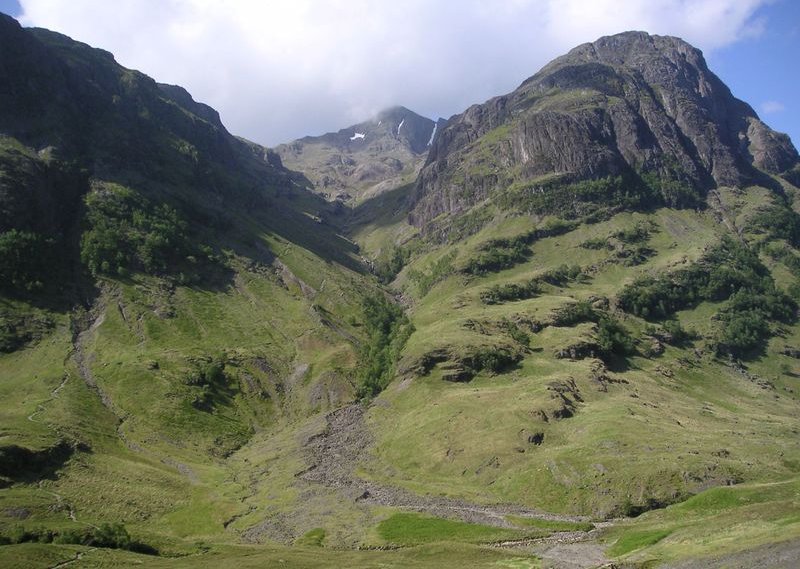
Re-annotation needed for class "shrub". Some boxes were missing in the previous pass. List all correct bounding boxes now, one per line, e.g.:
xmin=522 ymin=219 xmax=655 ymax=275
xmin=551 ymin=300 xmax=597 ymax=327
xmin=374 ymin=246 xmax=409 ymax=283
xmin=3 ymin=523 xmax=155 ymax=554
xmin=407 ymin=251 xmax=457 ymax=296
xmin=464 ymin=346 xmax=521 ymax=374
xmin=596 ymin=316 xmax=635 ymax=360
xmin=480 ymin=265 xmax=584 ymax=305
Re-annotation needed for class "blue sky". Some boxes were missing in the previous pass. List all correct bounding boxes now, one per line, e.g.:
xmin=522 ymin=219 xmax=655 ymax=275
xmin=1 ymin=0 xmax=798 ymax=149
xmin=707 ymin=1 xmax=799 ymax=147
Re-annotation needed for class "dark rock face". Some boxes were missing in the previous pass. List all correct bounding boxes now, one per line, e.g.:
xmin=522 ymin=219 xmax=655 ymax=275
xmin=411 ymin=31 xmax=799 ymax=227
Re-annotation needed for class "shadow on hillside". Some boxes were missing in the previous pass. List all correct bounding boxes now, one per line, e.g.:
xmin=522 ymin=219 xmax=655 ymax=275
xmin=345 ymin=183 xmax=414 ymax=234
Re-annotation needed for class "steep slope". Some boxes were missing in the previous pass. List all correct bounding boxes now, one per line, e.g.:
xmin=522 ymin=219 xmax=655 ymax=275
xmin=411 ymin=31 xmax=798 ymax=231
xmin=0 ymin=11 xmax=384 ymax=561
xmin=275 ymin=106 xmax=437 ymax=203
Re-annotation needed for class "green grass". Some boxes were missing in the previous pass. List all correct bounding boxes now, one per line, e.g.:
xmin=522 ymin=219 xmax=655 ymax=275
xmin=0 ymin=541 xmax=540 ymax=568
xmin=607 ymin=528 xmax=672 ymax=556
xmin=376 ymin=513 xmax=541 ymax=546
xmin=603 ymin=477 xmax=800 ymax=564
xmin=294 ymin=527 xmax=326 ymax=546
xmin=361 ymin=206 xmax=800 ymax=523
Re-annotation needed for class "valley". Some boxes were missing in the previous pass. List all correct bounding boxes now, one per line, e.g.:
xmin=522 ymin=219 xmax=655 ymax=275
xmin=0 ymin=14 xmax=799 ymax=568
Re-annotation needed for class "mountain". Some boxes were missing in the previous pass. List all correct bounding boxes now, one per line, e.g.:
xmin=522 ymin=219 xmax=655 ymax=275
xmin=411 ymin=31 xmax=798 ymax=230
xmin=2 ymin=15 xmax=800 ymax=569
xmin=275 ymin=106 xmax=437 ymax=203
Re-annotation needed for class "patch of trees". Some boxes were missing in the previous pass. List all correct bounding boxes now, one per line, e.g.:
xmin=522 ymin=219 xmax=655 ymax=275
xmin=596 ymin=316 xmax=635 ymax=360
xmin=462 ymin=346 xmax=521 ymax=374
xmin=0 ymin=523 xmax=157 ymax=554
xmin=644 ymin=320 xmax=696 ymax=349
xmin=751 ymin=204 xmax=800 ymax=247
xmin=356 ymin=294 xmax=414 ymax=399
xmin=461 ymin=236 xmax=531 ymax=276
xmin=580 ymin=221 xmax=656 ymax=266
xmin=0 ymin=230 xmax=53 ymax=294
xmin=619 ymin=236 xmax=796 ymax=358
xmin=80 ymin=184 xmax=194 ymax=277
xmin=374 ymin=246 xmax=410 ymax=284
xmin=499 ymin=166 xmax=702 ymax=218
xmin=498 ymin=174 xmax=655 ymax=218
xmin=551 ymin=300 xmax=597 ymax=327
xmin=460 ymin=219 xmax=578 ymax=276
xmin=481 ymin=264 xmax=585 ymax=304
xmin=0 ymin=308 xmax=54 ymax=353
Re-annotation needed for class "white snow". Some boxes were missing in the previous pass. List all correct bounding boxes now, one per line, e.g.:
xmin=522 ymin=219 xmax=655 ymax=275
xmin=427 ymin=122 xmax=438 ymax=146
xmin=378 ymin=120 xmax=382 ymax=126
xmin=350 ymin=132 xmax=366 ymax=141
xmin=397 ymin=119 xmax=405 ymax=135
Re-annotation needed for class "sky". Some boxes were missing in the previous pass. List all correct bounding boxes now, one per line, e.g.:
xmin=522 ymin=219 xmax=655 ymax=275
xmin=1 ymin=0 xmax=798 ymax=148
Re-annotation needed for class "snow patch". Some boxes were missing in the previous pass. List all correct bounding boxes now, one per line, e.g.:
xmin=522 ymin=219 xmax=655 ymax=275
xmin=427 ymin=122 xmax=438 ymax=146
xmin=350 ymin=132 xmax=366 ymax=141
xmin=397 ymin=119 xmax=405 ymax=135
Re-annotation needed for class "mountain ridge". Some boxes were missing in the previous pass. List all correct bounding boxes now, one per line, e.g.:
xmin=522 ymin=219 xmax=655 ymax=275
xmin=410 ymin=30 xmax=798 ymax=229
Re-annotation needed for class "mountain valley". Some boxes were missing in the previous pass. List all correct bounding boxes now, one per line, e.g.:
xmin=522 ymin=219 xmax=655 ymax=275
xmin=1 ymin=13 xmax=799 ymax=569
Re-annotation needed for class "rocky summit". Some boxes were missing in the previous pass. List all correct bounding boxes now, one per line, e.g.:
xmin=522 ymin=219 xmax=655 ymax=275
xmin=412 ymin=31 xmax=798 ymax=228
xmin=1 ymin=14 xmax=800 ymax=569
xmin=276 ymin=106 xmax=437 ymax=203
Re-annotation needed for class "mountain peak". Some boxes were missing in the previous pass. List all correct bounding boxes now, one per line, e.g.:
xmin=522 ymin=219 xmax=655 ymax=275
xmin=275 ymin=107 xmax=435 ymax=202
xmin=412 ymin=31 xmax=798 ymax=228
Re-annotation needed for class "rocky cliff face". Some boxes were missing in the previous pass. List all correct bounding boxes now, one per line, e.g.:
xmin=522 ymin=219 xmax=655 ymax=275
xmin=411 ymin=31 xmax=798 ymax=227
xmin=275 ymin=106 xmax=436 ymax=202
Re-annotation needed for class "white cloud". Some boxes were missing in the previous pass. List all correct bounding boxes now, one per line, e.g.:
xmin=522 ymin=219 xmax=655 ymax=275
xmin=17 ymin=0 xmax=771 ymax=145
xmin=761 ymin=100 xmax=786 ymax=114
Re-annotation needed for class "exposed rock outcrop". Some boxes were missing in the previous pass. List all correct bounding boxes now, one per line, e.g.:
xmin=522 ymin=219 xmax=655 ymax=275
xmin=411 ymin=31 xmax=799 ymax=227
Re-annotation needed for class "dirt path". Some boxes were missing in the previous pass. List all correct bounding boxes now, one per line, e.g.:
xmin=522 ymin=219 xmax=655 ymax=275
xmin=70 ymin=289 xmax=196 ymax=480
xmin=48 ymin=547 xmax=97 ymax=569
xmin=27 ymin=373 xmax=70 ymax=424
xmin=296 ymin=404 xmax=590 ymax=528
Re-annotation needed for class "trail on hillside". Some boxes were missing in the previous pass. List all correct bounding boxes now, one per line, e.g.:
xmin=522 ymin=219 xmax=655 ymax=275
xmin=69 ymin=288 xmax=195 ymax=483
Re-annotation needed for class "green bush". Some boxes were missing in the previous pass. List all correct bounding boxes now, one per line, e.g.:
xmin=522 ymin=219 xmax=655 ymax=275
xmin=407 ymin=251 xmax=457 ymax=296
xmin=551 ymin=300 xmax=597 ymax=327
xmin=374 ymin=246 xmax=409 ymax=283
xmin=460 ymin=222 xmax=579 ymax=276
xmin=596 ymin=316 xmax=635 ymax=360
xmin=480 ymin=264 xmax=584 ymax=305
xmin=751 ymin=204 xmax=800 ymax=247
xmin=2 ymin=523 xmax=155 ymax=554
xmin=465 ymin=346 xmax=521 ymax=373
xmin=461 ymin=238 xmax=530 ymax=275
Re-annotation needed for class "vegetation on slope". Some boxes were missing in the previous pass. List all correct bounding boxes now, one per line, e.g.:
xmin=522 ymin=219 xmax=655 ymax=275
xmin=619 ymin=235 xmax=796 ymax=357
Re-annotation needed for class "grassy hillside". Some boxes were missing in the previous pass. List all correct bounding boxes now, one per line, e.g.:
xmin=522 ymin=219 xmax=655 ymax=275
xmin=3 ymin=15 xmax=800 ymax=568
